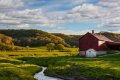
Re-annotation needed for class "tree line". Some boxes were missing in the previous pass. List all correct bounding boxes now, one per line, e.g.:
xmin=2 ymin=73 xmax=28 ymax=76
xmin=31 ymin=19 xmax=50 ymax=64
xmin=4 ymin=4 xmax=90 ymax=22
xmin=0 ymin=29 xmax=70 ymax=47
xmin=0 ymin=30 xmax=120 ymax=50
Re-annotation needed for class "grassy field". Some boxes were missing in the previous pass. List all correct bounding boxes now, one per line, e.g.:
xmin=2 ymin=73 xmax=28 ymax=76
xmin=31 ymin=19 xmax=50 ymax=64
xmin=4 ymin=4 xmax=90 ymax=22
xmin=0 ymin=47 xmax=120 ymax=80
xmin=0 ymin=47 xmax=78 ymax=58
xmin=0 ymin=47 xmax=78 ymax=80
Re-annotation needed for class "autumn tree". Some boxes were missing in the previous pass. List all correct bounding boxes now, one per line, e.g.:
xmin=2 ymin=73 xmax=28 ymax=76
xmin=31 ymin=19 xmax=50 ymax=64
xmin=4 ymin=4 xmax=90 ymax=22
xmin=46 ymin=43 xmax=55 ymax=51
xmin=56 ymin=44 xmax=65 ymax=51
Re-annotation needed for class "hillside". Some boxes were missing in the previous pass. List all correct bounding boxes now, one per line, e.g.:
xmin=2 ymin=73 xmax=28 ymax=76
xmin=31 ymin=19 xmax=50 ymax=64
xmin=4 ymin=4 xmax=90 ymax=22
xmin=53 ymin=32 xmax=120 ymax=47
xmin=0 ymin=33 xmax=16 ymax=51
xmin=0 ymin=33 xmax=13 ymax=44
xmin=100 ymin=32 xmax=120 ymax=42
xmin=53 ymin=33 xmax=81 ymax=47
xmin=0 ymin=30 xmax=69 ymax=47
xmin=0 ymin=30 xmax=120 ymax=47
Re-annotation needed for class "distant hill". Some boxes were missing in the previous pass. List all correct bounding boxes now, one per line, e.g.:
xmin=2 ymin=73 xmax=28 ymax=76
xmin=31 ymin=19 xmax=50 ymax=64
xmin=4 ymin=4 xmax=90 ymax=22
xmin=0 ymin=30 xmax=69 ymax=47
xmin=53 ymin=33 xmax=81 ymax=47
xmin=0 ymin=29 xmax=119 ymax=47
xmin=100 ymin=32 xmax=120 ymax=42
xmin=54 ymin=32 xmax=120 ymax=47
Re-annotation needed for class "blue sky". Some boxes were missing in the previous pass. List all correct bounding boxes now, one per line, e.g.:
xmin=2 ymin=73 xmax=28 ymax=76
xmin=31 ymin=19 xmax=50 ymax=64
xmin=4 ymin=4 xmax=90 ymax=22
xmin=0 ymin=0 xmax=120 ymax=34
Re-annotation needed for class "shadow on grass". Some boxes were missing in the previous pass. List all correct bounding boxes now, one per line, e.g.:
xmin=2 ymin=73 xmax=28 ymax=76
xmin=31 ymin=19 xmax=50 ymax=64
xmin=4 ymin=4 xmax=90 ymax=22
xmin=18 ymin=54 xmax=120 ymax=66
xmin=18 ymin=55 xmax=120 ymax=80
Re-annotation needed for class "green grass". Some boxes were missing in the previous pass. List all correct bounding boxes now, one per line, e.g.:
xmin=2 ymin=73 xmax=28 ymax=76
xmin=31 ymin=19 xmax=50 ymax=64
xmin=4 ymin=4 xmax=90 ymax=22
xmin=19 ymin=53 xmax=120 ymax=80
xmin=0 ymin=55 xmax=42 ymax=80
xmin=0 ymin=47 xmax=120 ymax=80
xmin=0 ymin=64 xmax=42 ymax=80
xmin=0 ymin=47 xmax=78 ymax=80
xmin=0 ymin=47 xmax=78 ymax=59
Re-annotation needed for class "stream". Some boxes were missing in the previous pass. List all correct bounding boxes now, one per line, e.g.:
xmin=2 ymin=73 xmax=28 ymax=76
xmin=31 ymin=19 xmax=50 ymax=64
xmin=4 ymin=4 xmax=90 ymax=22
xmin=34 ymin=67 xmax=62 ymax=80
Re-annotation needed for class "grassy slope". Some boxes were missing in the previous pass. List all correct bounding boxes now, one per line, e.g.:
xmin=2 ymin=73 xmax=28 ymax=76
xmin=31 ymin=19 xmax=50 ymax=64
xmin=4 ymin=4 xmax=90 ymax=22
xmin=0 ymin=52 xmax=42 ymax=80
xmin=19 ymin=50 xmax=120 ymax=80
xmin=0 ymin=47 xmax=78 ymax=80
xmin=0 ymin=47 xmax=120 ymax=80
xmin=19 ymin=55 xmax=120 ymax=80
xmin=53 ymin=33 xmax=81 ymax=47
xmin=0 ymin=62 xmax=42 ymax=80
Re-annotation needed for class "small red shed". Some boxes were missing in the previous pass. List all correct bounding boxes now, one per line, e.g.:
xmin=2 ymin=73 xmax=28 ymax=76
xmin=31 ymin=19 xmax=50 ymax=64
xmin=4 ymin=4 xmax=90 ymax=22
xmin=79 ymin=31 xmax=120 ymax=57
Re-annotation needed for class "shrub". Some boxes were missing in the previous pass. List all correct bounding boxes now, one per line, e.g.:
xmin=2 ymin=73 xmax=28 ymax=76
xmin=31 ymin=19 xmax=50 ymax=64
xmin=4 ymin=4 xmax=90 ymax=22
xmin=56 ymin=44 xmax=65 ymax=51
xmin=0 ymin=43 xmax=15 ymax=51
xmin=26 ymin=46 xmax=30 ymax=50
xmin=0 ymin=43 xmax=23 ymax=51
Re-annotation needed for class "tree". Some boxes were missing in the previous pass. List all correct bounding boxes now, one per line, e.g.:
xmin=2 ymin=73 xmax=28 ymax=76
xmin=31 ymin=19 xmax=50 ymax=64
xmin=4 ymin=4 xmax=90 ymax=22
xmin=46 ymin=43 xmax=55 ymax=51
xmin=0 ymin=34 xmax=13 ymax=45
xmin=2 ymin=37 xmax=13 ymax=45
xmin=56 ymin=44 xmax=65 ymax=51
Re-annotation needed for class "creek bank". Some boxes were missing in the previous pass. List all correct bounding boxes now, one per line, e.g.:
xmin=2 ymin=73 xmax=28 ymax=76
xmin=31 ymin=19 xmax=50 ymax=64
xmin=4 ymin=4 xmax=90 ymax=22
xmin=34 ymin=66 xmax=89 ymax=80
xmin=34 ymin=66 xmax=62 ymax=80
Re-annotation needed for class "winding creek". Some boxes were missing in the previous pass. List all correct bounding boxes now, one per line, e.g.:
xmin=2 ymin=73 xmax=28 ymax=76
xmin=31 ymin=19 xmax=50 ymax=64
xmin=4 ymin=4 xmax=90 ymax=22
xmin=34 ymin=67 xmax=62 ymax=80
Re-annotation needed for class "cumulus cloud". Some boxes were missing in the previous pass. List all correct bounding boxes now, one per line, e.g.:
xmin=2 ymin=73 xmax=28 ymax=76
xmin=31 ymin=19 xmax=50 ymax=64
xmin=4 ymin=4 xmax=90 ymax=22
xmin=96 ymin=0 xmax=120 ymax=28
xmin=0 ymin=0 xmax=23 ymax=7
xmin=0 ymin=0 xmax=120 ymax=32
xmin=98 ymin=0 xmax=120 ymax=8
xmin=68 ymin=4 xmax=103 ymax=21
xmin=52 ymin=4 xmax=106 ymax=23
xmin=52 ymin=1 xmax=120 ymax=29
xmin=0 ymin=7 xmax=58 ymax=29
xmin=0 ymin=0 xmax=24 ymax=11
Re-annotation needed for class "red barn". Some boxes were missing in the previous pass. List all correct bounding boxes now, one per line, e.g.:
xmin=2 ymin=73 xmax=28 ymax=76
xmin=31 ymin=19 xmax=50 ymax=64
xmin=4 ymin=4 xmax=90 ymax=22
xmin=79 ymin=31 xmax=120 ymax=57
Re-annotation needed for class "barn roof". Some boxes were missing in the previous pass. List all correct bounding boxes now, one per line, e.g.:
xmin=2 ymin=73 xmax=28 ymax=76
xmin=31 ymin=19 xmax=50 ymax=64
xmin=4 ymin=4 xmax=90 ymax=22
xmin=92 ymin=33 xmax=113 ymax=42
xmin=79 ymin=32 xmax=113 ymax=42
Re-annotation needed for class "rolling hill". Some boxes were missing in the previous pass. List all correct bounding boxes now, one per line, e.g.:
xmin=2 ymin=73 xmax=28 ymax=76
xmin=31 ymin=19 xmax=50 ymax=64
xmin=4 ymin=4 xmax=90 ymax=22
xmin=0 ymin=30 xmax=69 ymax=47
xmin=0 ymin=30 xmax=120 ymax=47
xmin=100 ymin=32 xmax=120 ymax=42
xmin=53 ymin=33 xmax=81 ymax=47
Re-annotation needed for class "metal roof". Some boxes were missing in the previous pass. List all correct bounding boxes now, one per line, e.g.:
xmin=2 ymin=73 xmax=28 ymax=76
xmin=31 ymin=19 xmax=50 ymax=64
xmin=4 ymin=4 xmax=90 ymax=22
xmin=92 ymin=33 xmax=113 ymax=42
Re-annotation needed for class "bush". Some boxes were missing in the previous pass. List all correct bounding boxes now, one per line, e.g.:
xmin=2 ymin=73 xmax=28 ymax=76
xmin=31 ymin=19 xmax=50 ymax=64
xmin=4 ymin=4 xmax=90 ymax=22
xmin=0 ymin=43 xmax=23 ymax=51
xmin=0 ymin=43 xmax=15 ymax=51
xmin=26 ymin=46 xmax=30 ymax=50
xmin=46 ymin=43 xmax=55 ymax=51
xmin=56 ymin=44 xmax=65 ymax=51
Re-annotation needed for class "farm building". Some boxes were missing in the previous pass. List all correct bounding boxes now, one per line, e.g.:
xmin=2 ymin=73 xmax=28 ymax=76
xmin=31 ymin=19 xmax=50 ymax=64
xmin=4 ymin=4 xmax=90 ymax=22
xmin=79 ymin=31 xmax=120 ymax=57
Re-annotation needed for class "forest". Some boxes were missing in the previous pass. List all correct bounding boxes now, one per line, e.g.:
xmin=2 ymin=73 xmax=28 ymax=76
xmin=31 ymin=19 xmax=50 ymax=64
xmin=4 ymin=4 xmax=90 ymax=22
xmin=0 ymin=29 xmax=81 ymax=47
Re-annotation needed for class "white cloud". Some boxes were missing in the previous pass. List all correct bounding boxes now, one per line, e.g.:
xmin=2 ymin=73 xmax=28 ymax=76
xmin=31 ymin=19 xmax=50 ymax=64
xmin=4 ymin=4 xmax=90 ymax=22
xmin=96 ymin=0 xmax=120 ymax=28
xmin=0 ymin=8 xmax=59 ymax=29
xmin=70 ymin=4 xmax=103 ymax=20
xmin=52 ymin=4 xmax=106 ymax=23
xmin=0 ymin=0 xmax=24 ymax=7
xmin=0 ymin=0 xmax=24 ymax=11
xmin=0 ymin=0 xmax=120 ymax=34
xmin=52 ymin=2 xmax=120 ymax=29
xmin=98 ymin=0 xmax=120 ymax=8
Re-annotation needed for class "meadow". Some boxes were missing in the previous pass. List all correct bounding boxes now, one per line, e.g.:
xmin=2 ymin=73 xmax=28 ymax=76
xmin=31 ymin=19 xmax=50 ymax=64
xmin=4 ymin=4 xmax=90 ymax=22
xmin=0 ymin=47 xmax=78 ymax=80
xmin=0 ymin=47 xmax=120 ymax=80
